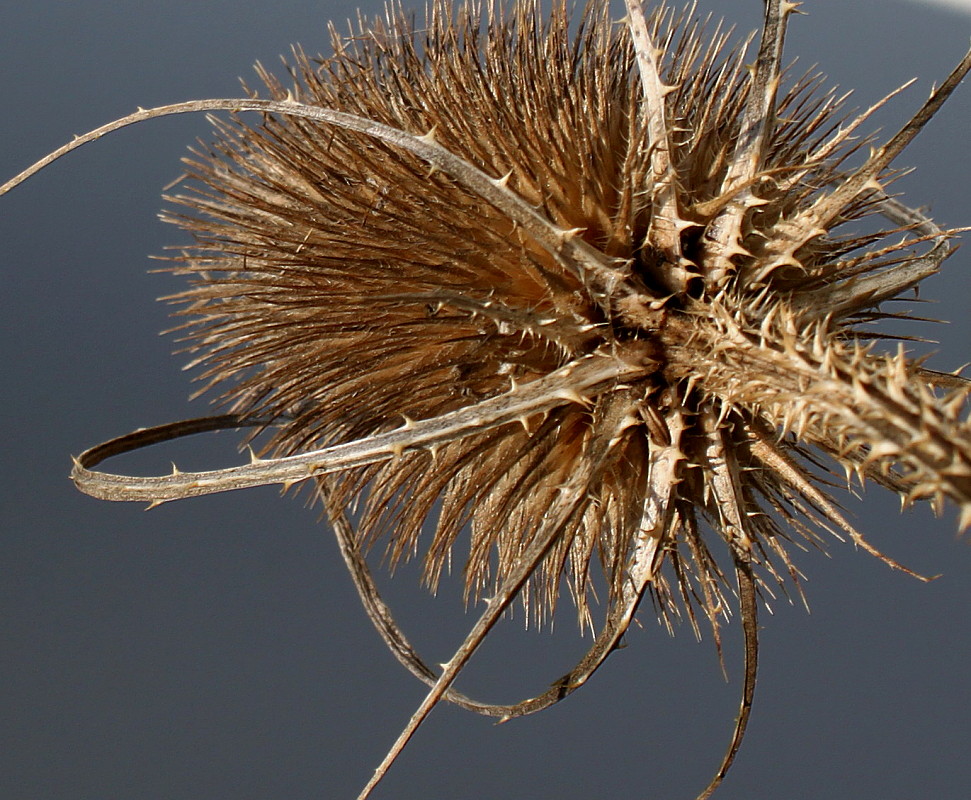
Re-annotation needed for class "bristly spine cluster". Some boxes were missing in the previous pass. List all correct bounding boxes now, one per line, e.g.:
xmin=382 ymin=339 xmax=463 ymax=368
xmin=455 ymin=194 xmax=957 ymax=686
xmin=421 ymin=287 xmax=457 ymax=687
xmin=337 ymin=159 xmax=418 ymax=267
xmin=5 ymin=1 xmax=966 ymax=797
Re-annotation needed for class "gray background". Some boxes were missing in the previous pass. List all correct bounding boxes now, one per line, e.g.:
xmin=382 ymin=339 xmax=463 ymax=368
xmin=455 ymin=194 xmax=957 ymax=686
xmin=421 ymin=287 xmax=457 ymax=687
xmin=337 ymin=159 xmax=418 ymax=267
xmin=2 ymin=1 xmax=969 ymax=798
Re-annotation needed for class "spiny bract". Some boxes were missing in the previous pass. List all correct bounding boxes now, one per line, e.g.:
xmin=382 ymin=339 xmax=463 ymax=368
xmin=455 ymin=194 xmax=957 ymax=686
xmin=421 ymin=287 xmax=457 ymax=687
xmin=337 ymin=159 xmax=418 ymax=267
xmin=16 ymin=0 xmax=968 ymax=797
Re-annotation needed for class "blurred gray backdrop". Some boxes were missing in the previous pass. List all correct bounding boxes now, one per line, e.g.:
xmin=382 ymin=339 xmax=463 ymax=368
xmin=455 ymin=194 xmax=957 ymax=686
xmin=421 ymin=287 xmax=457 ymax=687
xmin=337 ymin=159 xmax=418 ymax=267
xmin=2 ymin=1 xmax=969 ymax=798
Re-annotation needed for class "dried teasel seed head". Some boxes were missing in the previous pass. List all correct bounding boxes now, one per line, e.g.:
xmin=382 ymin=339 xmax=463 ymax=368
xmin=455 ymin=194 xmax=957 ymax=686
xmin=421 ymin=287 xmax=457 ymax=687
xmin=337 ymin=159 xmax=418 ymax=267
xmin=145 ymin=3 xmax=969 ymax=789
xmin=3 ymin=1 xmax=969 ymax=798
xmin=156 ymin=0 xmax=971 ymax=635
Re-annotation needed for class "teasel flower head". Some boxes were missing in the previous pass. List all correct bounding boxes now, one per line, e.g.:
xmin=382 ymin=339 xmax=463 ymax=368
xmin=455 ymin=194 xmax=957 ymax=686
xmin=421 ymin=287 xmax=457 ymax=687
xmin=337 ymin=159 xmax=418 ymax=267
xmin=5 ymin=0 xmax=969 ymax=797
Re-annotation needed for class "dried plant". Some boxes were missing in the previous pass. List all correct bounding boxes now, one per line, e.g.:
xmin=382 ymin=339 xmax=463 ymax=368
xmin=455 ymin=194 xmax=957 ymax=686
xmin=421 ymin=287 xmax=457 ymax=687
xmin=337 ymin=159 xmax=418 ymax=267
xmin=3 ymin=0 xmax=970 ymax=797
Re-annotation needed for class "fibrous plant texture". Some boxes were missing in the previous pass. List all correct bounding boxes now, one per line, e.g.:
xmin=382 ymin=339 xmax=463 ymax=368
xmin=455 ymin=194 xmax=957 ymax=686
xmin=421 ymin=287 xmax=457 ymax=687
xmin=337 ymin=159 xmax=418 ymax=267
xmin=3 ymin=1 xmax=970 ymax=797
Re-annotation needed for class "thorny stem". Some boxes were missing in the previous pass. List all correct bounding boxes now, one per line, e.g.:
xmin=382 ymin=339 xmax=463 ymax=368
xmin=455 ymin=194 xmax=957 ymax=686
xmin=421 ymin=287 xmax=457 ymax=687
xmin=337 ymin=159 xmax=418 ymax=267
xmin=72 ymin=410 xmax=676 ymax=725
xmin=784 ymin=44 xmax=971 ymax=254
xmin=625 ymin=0 xmax=691 ymax=290
xmin=325 ymin=477 xmax=667 ymax=719
xmin=695 ymin=555 xmax=758 ymax=800
xmin=354 ymin=519 xmax=561 ymax=800
xmin=796 ymin=193 xmax=959 ymax=319
xmin=745 ymin=421 xmax=936 ymax=582
xmin=692 ymin=407 xmax=760 ymax=800
xmin=73 ymin=352 xmax=652 ymax=503
xmin=656 ymin=310 xmax=971 ymax=516
xmin=0 ymin=97 xmax=626 ymax=308
xmin=701 ymin=0 xmax=793 ymax=288
xmin=355 ymin=396 xmax=646 ymax=799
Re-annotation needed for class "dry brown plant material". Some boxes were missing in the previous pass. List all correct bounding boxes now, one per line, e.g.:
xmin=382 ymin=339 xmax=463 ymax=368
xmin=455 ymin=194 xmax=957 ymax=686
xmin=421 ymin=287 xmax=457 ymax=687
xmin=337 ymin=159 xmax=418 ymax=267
xmin=3 ymin=1 xmax=970 ymax=797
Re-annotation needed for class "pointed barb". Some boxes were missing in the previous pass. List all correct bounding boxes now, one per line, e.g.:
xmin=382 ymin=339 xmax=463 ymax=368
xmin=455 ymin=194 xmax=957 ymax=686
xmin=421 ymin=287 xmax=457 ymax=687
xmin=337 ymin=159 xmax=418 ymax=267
xmin=416 ymin=125 xmax=439 ymax=144
xmin=555 ymin=227 xmax=586 ymax=243
xmin=959 ymin=504 xmax=971 ymax=533
xmin=398 ymin=414 xmax=416 ymax=431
